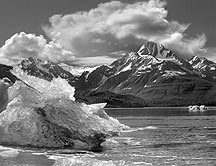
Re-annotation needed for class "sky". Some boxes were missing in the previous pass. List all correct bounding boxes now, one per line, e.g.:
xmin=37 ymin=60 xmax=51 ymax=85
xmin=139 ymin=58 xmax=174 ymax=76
xmin=0 ymin=0 xmax=215 ymax=66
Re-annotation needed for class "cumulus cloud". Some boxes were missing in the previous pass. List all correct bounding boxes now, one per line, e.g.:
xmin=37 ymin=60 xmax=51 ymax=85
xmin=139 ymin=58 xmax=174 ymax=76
xmin=43 ymin=0 xmax=206 ymax=61
xmin=0 ymin=32 xmax=74 ymax=65
xmin=0 ymin=0 xmax=209 ymax=66
xmin=161 ymin=33 xmax=207 ymax=58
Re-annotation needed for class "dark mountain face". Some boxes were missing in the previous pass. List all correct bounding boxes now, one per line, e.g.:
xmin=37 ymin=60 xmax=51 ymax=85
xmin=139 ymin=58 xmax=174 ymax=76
xmin=2 ymin=41 xmax=216 ymax=107
xmin=0 ymin=64 xmax=17 ymax=82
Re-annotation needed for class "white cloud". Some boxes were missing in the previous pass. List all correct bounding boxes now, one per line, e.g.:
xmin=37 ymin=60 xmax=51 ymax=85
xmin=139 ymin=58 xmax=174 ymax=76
xmin=43 ymin=0 xmax=206 ymax=60
xmin=0 ymin=0 xmax=210 ymax=66
xmin=68 ymin=56 xmax=117 ymax=66
xmin=161 ymin=33 xmax=207 ymax=58
xmin=0 ymin=32 xmax=74 ymax=65
xmin=59 ymin=63 xmax=98 ymax=76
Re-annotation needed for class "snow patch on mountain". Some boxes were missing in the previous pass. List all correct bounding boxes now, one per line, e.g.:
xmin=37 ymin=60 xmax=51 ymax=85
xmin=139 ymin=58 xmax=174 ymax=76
xmin=116 ymin=62 xmax=132 ymax=75
xmin=162 ymin=70 xmax=186 ymax=78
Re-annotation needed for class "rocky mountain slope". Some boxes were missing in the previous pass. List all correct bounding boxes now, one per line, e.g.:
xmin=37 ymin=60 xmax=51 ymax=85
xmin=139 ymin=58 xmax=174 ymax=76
xmin=1 ymin=40 xmax=216 ymax=107
xmin=75 ymin=41 xmax=216 ymax=106
xmin=19 ymin=57 xmax=76 ymax=83
xmin=188 ymin=56 xmax=216 ymax=81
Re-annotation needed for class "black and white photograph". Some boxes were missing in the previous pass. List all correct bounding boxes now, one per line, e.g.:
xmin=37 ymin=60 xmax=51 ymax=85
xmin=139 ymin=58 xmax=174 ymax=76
xmin=0 ymin=0 xmax=216 ymax=165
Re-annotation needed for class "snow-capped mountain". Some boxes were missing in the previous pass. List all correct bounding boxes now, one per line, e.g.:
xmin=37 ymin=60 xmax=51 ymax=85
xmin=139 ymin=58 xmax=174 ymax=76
xmin=137 ymin=40 xmax=175 ymax=58
xmin=78 ymin=41 xmax=200 ymax=92
xmin=19 ymin=57 xmax=76 ymax=83
xmin=1 ymin=40 xmax=216 ymax=107
xmin=75 ymin=41 xmax=216 ymax=106
xmin=188 ymin=56 xmax=216 ymax=80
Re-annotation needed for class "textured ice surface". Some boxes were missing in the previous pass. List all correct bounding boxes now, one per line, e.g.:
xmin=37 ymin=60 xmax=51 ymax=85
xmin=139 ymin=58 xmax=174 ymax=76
xmin=12 ymin=65 xmax=75 ymax=100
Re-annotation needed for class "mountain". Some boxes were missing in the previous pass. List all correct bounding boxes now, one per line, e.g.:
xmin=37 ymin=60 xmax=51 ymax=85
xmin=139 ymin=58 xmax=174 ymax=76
xmin=188 ymin=56 xmax=216 ymax=81
xmin=19 ymin=57 xmax=78 ymax=84
xmin=2 ymin=40 xmax=216 ymax=107
xmin=75 ymin=41 xmax=216 ymax=106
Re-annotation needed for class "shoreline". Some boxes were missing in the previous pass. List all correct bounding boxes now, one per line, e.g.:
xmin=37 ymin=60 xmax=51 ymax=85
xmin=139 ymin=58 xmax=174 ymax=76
xmin=105 ymin=106 xmax=216 ymax=109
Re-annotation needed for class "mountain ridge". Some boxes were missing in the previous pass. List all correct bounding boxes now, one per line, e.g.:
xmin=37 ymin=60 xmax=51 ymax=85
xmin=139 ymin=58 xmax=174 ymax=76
xmin=1 ymin=40 xmax=216 ymax=107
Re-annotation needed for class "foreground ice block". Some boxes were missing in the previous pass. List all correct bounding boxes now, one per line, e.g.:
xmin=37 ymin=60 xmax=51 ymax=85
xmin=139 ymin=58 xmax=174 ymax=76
xmin=0 ymin=80 xmax=126 ymax=149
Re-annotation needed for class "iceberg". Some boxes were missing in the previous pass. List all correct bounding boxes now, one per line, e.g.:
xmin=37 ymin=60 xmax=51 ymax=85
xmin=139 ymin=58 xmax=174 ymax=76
xmin=188 ymin=105 xmax=208 ymax=113
xmin=0 ymin=78 xmax=12 ymax=112
xmin=0 ymin=77 xmax=127 ymax=149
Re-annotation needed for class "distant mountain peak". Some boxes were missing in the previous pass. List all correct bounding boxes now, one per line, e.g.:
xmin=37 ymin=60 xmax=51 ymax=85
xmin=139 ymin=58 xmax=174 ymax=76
xmin=18 ymin=57 xmax=75 ymax=82
xmin=188 ymin=56 xmax=210 ymax=64
xmin=22 ymin=57 xmax=43 ymax=65
xmin=188 ymin=55 xmax=216 ymax=73
xmin=137 ymin=41 xmax=175 ymax=59
xmin=137 ymin=41 xmax=158 ymax=57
